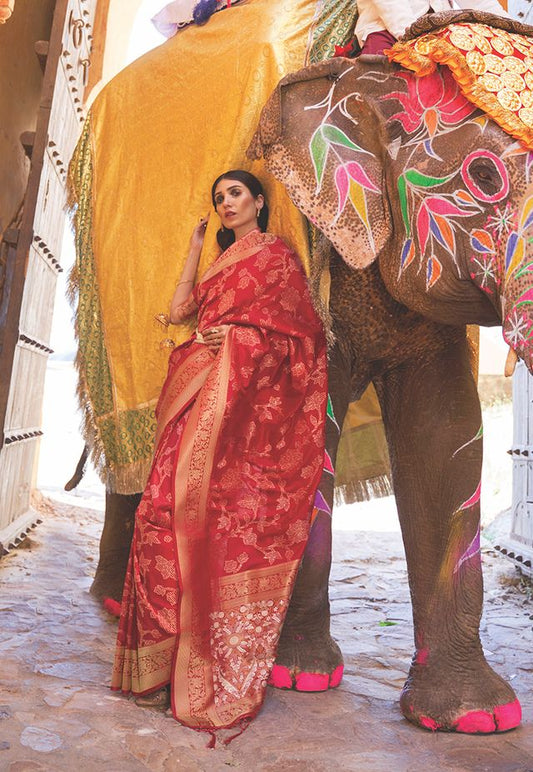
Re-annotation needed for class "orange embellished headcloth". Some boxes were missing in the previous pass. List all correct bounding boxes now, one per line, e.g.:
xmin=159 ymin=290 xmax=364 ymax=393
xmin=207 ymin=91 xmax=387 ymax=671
xmin=387 ymin=12 xmax=533 ymax=149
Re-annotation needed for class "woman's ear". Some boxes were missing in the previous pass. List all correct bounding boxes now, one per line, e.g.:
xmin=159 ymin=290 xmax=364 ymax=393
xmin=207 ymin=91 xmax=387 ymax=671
xmin=256 ymin=193 xmax=265 ymax=211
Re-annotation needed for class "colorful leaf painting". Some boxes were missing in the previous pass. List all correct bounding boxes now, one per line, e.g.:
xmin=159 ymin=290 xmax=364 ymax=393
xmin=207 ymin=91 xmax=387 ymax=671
xmin=326 ymin=393 xmax=339 ymax=429
xmin=310 ymin=127 xmax=329 ymax=190
xmin=345 ymin=161 xmax=380 ymax=192
xmin=424 ymin=139 xmax=441 ymax=160
xmin=324 ymin=450 xmax=334 ymax=475
xmin=426 ymin=255 xmax=442 ymax=289
xmin=453 ymin=527 xmax=481 ymax=575
xmin=430 ymin=214 xmax=455 ymax=255
xmin=400 ymin=239 xmax=415 ymax=271
xmin=470 ymin=229 xmax=495 ymax=254
xmin=313 ymin=488 xmax=332 ymax=516
xmin=321 ymin=124 xmax=362 ymax=152
xmin=453 ymin=189 xmax=479 ymax=208
xmin=398 ymin=175 xmax=410 ymax=236
xmin=425 ymin=197 xmax=472 ymax=218
xmin=456 ymin=481 xmax=481 ymax=512
xmin=349 ymin=178 xmax=375 ymax=252
xmin=417 ymin=204 xmax=430 ymax=255
xmin=519 ymin=194 xmax=533 ymax=231
xmin=505 ymin=231 xmax=525 ymax=281
xmin=423 ymin=107 xmax=438 ymax=137
xmin=404 ymin=169 xmax=450 ymax=188
xmin=334 ymin=165 xmax=349 ymax=218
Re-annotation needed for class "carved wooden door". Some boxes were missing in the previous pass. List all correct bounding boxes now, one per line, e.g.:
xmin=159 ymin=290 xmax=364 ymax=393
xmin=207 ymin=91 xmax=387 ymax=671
xmin=0 ymin=0 xmax=96 ymax=552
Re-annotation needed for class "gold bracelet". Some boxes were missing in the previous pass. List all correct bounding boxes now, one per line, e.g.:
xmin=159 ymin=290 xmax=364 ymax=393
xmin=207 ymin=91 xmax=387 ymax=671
xmin=176 ymin=279 xmax=194 ymax=287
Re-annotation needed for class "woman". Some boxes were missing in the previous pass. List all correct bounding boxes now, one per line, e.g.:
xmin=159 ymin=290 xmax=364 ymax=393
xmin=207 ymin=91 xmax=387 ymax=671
xmin=111 ymin=171 xmax=327 ymax=738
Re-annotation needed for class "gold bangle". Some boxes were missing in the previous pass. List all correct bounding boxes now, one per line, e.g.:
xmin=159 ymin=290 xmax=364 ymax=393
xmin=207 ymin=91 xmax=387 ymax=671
xmin=176 ymin=279 xmax=193 ymax=287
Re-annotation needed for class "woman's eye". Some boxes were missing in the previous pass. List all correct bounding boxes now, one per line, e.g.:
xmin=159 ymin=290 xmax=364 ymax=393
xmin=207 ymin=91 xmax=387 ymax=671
xmin=232 ymin=190 xmax=241 ymax=197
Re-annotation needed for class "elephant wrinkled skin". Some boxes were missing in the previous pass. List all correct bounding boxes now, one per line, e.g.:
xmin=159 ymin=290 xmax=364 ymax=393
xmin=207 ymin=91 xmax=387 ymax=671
xmin=249 ymin=40 xmax=533 ymax=732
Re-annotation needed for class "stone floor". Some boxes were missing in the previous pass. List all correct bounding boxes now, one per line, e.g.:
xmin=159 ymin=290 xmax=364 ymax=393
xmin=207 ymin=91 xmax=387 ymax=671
xmin=1 ymin=497 xmax=532 ymax=772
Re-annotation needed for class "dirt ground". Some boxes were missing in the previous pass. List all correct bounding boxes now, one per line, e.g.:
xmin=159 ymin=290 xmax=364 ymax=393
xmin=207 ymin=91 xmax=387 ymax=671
xmin=0 ymin=496 xmax=532 ymax=772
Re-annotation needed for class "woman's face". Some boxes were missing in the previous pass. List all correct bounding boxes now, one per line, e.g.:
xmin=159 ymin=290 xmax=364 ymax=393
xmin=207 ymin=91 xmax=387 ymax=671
xmin=213 ymin=178 xmax=263 ymax=237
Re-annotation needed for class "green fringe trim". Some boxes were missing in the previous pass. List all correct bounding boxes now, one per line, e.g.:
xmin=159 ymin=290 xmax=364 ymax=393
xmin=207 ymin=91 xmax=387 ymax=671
xmin=66 ymin=113 xmax=154 ymax=494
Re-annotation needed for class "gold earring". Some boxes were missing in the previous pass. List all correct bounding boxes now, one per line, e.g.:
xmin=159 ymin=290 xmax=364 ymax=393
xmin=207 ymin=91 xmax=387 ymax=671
xmin=256 ymin=208 xmax=260 ymax=218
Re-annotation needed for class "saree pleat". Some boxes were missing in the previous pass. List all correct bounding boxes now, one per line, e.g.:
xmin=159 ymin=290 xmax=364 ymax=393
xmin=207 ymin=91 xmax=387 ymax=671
xmin=111 ymin=230 xmax=327 ymax=730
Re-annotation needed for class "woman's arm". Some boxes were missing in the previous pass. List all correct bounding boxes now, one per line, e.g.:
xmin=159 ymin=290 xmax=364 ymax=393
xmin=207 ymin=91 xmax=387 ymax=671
xmin=169 ymin=217 xmax=208 ymax=324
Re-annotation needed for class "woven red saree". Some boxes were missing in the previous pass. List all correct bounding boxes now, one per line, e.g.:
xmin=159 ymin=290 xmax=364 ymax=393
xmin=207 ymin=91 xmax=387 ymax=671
xmin=111 ymin=229 xmax=327 ymax=731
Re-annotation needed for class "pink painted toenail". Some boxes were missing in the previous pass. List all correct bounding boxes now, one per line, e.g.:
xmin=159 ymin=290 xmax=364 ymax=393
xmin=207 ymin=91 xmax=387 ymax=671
xmin=454 ymin=711 xmax=496 ymax=733
xmin=103 ymin=597 xmax=121 ymax=617
xmin=295 ymin=672 xmax=330 ymax=692
xmin=329 ymin=665 xmax=344 ymax=688
xmin=493 ymin=699 xmax=522 ymax=731
xmin=268 ymin=665 xmax=293 ymax=689
xmin=419 ymin=715 xmax=440 ymax=731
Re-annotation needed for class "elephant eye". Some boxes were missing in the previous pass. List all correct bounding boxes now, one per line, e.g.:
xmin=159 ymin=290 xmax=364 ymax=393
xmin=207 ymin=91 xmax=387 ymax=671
xmin=461 ymin=151 xmax=509 ymax=203
xmin=468 ymin=158 xmax=501 ymax=195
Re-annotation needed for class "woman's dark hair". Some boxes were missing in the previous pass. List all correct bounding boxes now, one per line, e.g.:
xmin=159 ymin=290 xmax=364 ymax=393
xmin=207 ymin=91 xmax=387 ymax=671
xmin=211 ymin=170 xmax=269 ymax=250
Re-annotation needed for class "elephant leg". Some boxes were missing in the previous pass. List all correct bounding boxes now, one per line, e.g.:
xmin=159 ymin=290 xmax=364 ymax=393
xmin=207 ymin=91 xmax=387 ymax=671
xmin=90 ymin=492 xmax=140 ymax=606
xmin=270 ymin=341 xmax=352 ymax=692
xmin=375 ymin=337 xmax=521 ymax=733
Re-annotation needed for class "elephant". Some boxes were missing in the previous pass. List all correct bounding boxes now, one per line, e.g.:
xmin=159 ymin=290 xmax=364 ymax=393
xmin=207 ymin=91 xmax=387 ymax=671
xmin=70 ymin=3 xmax=533 ymax=734
xmin=247 ymin=9 xmax=533 ymax=734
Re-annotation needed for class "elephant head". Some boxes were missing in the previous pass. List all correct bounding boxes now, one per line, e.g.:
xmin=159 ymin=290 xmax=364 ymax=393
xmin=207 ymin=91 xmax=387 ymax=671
xmin=250 ymin=51 xmax=533 ymax=374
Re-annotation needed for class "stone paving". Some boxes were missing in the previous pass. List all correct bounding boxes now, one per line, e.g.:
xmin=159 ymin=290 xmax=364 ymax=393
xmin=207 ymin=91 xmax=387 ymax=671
xmin=1 ymin=496 xmax=532 ymax=772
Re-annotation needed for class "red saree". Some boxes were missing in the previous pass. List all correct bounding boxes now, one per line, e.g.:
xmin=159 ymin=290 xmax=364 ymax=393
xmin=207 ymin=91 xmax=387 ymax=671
xmin=111 ymin=229 xmax=327 ymax=731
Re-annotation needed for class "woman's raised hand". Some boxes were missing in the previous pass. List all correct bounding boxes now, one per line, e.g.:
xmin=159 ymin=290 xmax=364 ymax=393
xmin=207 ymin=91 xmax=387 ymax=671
xmin=202 ymin=325 xmax=229 ymax=354
xmin=189 ymin=216 xmax=209 ymax=253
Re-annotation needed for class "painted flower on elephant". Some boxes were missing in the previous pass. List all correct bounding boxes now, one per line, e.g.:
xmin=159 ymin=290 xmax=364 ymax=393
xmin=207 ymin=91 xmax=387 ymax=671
xmin=383 ymin=69 xmax=477 ymax=153
xmin=397 ymin=167 xmax=480 ymax=281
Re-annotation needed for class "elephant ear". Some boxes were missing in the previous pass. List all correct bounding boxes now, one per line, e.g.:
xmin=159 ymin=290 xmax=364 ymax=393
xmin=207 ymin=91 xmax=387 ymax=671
xmin=249 ymin=58 xmax=391 ymax=269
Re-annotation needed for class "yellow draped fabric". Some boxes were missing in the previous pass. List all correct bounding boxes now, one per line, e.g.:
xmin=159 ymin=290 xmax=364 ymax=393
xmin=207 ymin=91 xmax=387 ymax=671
xmin=70 ymin=0 xmax=397 ymax=501
xmin=69 ymin=0 xmax=329 ymax=493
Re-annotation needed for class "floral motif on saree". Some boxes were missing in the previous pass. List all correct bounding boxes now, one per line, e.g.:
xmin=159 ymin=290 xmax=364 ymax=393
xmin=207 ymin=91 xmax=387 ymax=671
xmin=111 ymin=230 xmax=327 ymax=731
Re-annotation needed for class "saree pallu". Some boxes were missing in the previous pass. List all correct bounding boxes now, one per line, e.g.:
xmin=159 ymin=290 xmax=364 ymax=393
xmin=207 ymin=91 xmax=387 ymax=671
xmin=111 ymin=230 xmax=327 ymax=730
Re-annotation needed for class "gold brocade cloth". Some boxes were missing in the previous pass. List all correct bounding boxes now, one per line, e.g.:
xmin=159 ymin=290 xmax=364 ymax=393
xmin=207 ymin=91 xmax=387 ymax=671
xmin=388 ymin=21 xmax=533 ymax=149
xmin=69 ymin=0 xmax=367 ymax=494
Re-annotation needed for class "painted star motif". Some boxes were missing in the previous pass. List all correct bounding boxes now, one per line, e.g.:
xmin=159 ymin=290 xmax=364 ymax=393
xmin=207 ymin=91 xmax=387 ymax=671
xmin=504 ymin=309 xmax=530 ymax=348
xmin=486 ymin=203 xmax=516 ymax=240
xmin=470 ymin=254 xmax=497 ymax=293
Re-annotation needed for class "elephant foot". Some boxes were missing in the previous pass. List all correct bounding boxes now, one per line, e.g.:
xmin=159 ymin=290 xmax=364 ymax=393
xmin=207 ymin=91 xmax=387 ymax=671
xmin=269 ymin=663 xmax=343 ymax=691
xmin=269 ymin=629 xmax=344 ymax=692
xmin=400 ymin=655 xmax=521 ymax=734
